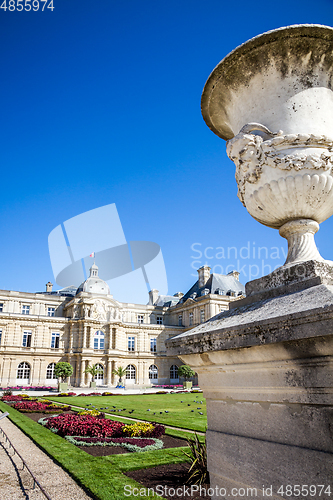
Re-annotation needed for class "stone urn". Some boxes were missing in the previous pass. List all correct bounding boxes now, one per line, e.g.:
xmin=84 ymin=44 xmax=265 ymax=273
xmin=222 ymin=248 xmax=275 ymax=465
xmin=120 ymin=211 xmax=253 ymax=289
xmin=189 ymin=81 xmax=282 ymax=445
xmin=201 ymin=24 xmax=333 ymax=267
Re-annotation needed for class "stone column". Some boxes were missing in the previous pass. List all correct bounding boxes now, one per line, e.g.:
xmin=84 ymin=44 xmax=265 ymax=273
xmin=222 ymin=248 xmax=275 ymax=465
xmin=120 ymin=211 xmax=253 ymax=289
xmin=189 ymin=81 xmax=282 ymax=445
xmin=106 ymin=359 xmax=112 ymax=386
xmin=80 ymin=358 xmax=85 ymax=387
xmin=111 ymin=360 xmax=116 ymax=385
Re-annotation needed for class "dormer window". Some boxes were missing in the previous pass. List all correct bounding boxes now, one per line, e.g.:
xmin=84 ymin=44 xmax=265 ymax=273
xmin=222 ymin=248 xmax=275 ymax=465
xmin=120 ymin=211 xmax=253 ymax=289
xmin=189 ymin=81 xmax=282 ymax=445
xmin=201 ymin=288 xmax=209 ymax=296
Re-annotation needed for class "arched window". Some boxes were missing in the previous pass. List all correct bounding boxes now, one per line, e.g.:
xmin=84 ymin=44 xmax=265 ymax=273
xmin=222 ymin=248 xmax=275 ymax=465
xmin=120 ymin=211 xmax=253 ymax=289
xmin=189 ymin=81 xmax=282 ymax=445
xmin=46 ymin=362 xmax=57 ymax=379
xmin=170 ymin=364 xmax=179 ymax=380
xmin=17 ymin=362 xmax=30 ymax=380
xmin=94 ymin=330 xmax=104 ymax=350
xmin=149 ymin=364 xmax=158 ymax=380
xmin=126 ymin=364 xmax=136 ymax=380
xmin=94 ymin=363 xmax=104 ymax=380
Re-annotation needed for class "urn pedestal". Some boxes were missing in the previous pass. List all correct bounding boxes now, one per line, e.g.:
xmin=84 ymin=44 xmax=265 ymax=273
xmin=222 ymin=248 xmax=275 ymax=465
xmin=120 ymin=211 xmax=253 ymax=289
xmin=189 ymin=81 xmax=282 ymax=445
xmin=167 ymin=25 xmax=333 ymax=499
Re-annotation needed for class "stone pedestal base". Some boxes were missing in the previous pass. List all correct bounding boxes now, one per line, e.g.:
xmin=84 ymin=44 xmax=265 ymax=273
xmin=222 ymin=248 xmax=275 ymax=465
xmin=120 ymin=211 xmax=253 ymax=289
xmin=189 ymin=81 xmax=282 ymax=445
xmin=166 ymin=281 xmax=333 ymax=499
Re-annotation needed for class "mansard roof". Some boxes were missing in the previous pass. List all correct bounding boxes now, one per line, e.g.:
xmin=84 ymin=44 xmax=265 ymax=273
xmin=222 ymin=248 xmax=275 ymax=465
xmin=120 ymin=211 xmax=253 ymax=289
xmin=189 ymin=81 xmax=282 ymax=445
xmin=180 ymin=272 xmax=245 ymax=302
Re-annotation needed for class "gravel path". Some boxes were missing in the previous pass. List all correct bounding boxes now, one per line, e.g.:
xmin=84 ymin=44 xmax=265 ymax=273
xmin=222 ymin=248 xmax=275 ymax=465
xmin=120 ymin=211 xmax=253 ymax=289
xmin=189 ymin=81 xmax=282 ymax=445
xmin=0 ymin=413 xmax=93 ymax=500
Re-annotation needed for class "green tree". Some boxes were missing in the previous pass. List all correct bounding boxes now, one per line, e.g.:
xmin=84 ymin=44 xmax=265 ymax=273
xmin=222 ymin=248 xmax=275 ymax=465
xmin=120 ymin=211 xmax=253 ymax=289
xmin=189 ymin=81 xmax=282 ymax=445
xmin=112 ymin=366 xmax=127 ymax=386
xmin=54 ymin=362 xmax=73 ymax=383
xmin=178 ymin=364 xmax=195 ymax=381
xmin=84 ymin=364 xmax=103 ymax=382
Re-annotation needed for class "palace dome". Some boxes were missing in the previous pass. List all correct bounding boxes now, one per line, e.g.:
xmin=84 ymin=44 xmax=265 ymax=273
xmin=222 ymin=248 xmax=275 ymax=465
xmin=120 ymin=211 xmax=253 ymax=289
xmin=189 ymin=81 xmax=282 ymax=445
xmin=76 ymin=263 xmax=110 ymax=295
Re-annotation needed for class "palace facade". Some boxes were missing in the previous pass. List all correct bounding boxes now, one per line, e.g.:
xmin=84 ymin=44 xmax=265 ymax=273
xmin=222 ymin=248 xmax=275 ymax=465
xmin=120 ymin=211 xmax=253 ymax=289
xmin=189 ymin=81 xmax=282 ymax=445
xmin=0 ymin=265 xmax=244 ymax=388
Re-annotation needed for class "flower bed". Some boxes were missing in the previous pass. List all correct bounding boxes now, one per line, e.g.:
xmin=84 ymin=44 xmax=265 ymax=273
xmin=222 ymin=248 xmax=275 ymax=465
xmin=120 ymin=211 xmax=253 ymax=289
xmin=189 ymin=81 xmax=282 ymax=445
xmin=13 ymin=401 xmax=71 ymax=413
xmin=64 ymin=435 xmax=163 ymax=453
xmin=78 ymin=393 xmax=101 ymax=396
xmin=39 ymin=413 xmax=165 ymax=439
xmin=37 ymin=413 xmax=166 ymax=453
xmin=0 ymin=386 xmax=54 ymax=391
xmin=40 ymin=413 xmax=125 ymax=437
xmin=1 ymin=395 xmax=26 ymax=402
xmin=123 ymin=422 xmax=165 ymax=438
xmin=56 ymin=392 xmax=77 ymax=397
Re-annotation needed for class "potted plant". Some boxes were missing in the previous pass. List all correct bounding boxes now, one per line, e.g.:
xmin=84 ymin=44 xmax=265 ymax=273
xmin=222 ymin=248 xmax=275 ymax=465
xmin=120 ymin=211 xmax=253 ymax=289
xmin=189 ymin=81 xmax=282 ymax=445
xmin=112 ymin=366 xmax=127 ymax=388
xmin=54 ymin=362 xmax=73 ymax=392
xmin=84 ymin=364 xmax=103 ymax=388
xmin=178 ymin=365 xmax=195 ymax=390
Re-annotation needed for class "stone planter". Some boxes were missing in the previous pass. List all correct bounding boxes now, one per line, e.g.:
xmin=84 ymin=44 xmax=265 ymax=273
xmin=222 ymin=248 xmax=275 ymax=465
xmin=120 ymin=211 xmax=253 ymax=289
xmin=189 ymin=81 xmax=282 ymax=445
xmin=202 ymin=24 xmax=333 ymax=268
xmin=90 ymin=381 xmax=96 ymax=389
xmin=167 ymin=24 xmax=333 ymax=499
xmin=183 ymin=381 xmax=192 ymax=390
xmin=58 ymin=382 xmax=68 ymax=392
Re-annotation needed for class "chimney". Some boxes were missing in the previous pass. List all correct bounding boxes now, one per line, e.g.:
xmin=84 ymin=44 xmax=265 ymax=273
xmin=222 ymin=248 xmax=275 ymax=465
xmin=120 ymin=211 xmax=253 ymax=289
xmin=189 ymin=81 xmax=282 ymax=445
xmin=46 ymin=282 xmax=53 ymax=293
xmin=148 ymin=289 xmax=159 ymax=305
xmin=197 ymin=266 xmax=211 ymax=288
xmin=227 ymin=270 xmax=240 ymax=281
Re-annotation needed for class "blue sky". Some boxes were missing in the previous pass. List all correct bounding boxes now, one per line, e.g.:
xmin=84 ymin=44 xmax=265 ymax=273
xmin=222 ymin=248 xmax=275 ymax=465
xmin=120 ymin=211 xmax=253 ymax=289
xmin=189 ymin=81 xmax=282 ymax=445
xmin=1 ymin=0 xmax=333 ymax=298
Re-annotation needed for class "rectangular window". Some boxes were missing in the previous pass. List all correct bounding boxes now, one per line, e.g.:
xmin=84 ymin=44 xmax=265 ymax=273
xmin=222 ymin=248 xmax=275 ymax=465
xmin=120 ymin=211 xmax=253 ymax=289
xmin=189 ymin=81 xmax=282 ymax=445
xmin=156 ymin=316 xmax=163 ymax=325
xmin=0 ymin=303 xmax=3 ymax=313
xmin=178 ymin=314 xmax=182 ymax=326
xmin=22 ymin=331 xmax=32 ymax=347
xmin=0 ymin=330 xmax=2 ymax=346
xmin=22 ymin=305 xmax=30 ymax=315
xmin=47 ymin=307 xmax=55 ymax=317
xmin=138 ymin=315 xmax=144 ymax=324
xmin=150 ymin=338 xmax=157 ymax=353
xmin=189 ymin=312 xmax=193 ymax=326
xmin=51 ymin=332 xmax=60 ymax=348
xmin=94 ymin=330 xmax=105 ymax=350
xmin=200 ymin=309 xmax=205 ymax=323
xmin=128 ymin=336 xmax=135 ymax=352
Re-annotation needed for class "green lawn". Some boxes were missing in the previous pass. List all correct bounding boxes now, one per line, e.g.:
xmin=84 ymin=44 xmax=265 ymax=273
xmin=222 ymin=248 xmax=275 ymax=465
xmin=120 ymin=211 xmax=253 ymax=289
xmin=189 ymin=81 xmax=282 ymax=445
xmin=0 ymin=392 xmax=207 ymax=499
xmin=45 ymin=392 xmax=207 ymax=432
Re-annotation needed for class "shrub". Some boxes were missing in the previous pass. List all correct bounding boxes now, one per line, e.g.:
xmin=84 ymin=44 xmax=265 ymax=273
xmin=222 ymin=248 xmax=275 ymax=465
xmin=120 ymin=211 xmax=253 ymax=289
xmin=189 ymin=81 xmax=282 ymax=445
xmin=102 ymin=392 xmax=116 ymax=396
xmin=3 ymin=389 xmax=12 ymax=396
xmin=54 ymin=362 xmax=73 ymax=383
xmin=57 ymin=392 xmax=77 ymax=397
xmin=178 ymin=365 xmax=195 ymax=381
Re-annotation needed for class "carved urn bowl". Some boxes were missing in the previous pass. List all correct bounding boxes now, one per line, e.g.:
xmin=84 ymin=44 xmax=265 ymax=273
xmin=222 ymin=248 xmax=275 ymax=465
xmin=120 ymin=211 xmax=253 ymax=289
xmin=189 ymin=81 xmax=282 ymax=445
xmin=202 ymin=25 xmax=333 ymax=265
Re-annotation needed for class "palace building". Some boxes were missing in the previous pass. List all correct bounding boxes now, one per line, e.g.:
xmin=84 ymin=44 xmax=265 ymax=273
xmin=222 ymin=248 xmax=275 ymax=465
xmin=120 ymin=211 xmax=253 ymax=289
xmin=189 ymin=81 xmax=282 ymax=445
xmin=0 ymin=265 xmax=244 ymax=388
